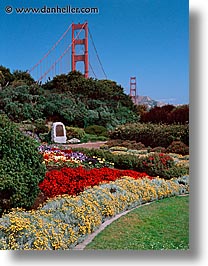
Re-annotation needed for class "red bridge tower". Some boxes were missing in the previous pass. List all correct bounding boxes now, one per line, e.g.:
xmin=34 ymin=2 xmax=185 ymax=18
xmin=71 ymin=22 xmax=89 ymax=78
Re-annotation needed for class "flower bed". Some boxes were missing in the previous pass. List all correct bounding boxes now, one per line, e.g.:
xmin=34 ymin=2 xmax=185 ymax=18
xmin=0 ymin=176 xmax=188 ymax=250
xmin=39 ymin=167 xmax=151 ymax=198
xmin=72 ymin=148 xmax=189 ymax=179
xmin=40 ymin=146 xmax=114 ymax=169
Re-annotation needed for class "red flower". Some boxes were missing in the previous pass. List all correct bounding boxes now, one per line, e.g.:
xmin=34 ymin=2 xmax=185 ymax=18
xmin=39 ymin=167 xmax=151 ymax=198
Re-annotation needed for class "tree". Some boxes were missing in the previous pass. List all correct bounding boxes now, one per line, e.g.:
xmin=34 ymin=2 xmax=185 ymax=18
xmin=136 ymin=104 xmax=148 ymax=117
xmin=0 ymin=65 xmax=14 ymax=87
xmin=141 ymin=105 xmax=175 ymax=123
xmin=12 ymin=70 xmax=35 ymax=86
xmin=169 ymin=105 xmax=189 ymax=124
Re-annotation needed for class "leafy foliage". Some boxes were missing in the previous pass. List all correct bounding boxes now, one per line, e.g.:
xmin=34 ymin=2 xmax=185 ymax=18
xmin=141 ymin=104 xmax=189 ymax=124
xmin=109 ymin=123 xmax=189 ymax=148
xmin=0 ymin=70 xmax=139 ymax=129
xmin=72 ymin=148 xmax=189 ymax=180
xmin=137 ymin=153 xmax=187 ymax=179
xmin=12 ymin=70 xmax=35 ymax=87
xmin=102 ymin=139 xmax=146 ymax=150
xmin=166 ymin=141 xmax=189 ymax=155
xmin=65 ymin=126 xmax=85 ymax=140
xmin=0 ymin=115 xmax=46 ymax=216
xmin=0 ymin=65 xmax=14 ymax=87
xmin=84 ymin=125 xmax=108 ymax=137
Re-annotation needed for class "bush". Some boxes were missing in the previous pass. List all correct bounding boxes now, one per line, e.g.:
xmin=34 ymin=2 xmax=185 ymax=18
xmin=141 ymin=105 xmax=175 ymax=124
xmin=109 ymin=123 xmax=189 ymax=148
xmin=140 ymin=104 xmax=189 ymax=124
xmin=150 ymin=147 xmax=166 ymax=153
xmin=104 ymin=139 xmax=146 ymax=150
xmin=39 ymin=132 xmax=51 ymax=143
xmin=65 ymin=126 xmax=85 ymax=140
xmin=166 ymin=141 xmax=189 ymax=155
xmin=84 ymin=125 xmax=108 ymax=137
xmin=34 ymin=119 xmax=49 ymax=134
xmin=137 ymin=153 xmax=188 ymax=179
xmin=73 ymin=148 xmax=188 ymax=180
xmin=0 ymin=115 xmax=46 ymax=216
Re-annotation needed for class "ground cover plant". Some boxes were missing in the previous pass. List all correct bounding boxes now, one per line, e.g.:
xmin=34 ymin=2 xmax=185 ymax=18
xmin=86 ymin=196 xmax=189 ymax=250
xmin=0 ymin=176 xmax=188 ymax=250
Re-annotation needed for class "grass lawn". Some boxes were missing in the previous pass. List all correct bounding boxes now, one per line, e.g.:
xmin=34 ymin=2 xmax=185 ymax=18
xmin=85 ymin=196 xmax=189 ymax=250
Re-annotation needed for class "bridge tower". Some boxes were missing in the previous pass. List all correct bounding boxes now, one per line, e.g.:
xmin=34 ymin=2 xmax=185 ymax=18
xmin=71 ymin=22 xmax=89 ymax=78
xmin=130 ymin=76 xmax=137 ymax=104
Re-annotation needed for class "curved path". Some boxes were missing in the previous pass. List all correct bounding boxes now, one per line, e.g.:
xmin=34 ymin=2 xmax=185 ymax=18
xmin=72 ymin=202 xmax=151 ymax=250
xmin=62 ymin=141 xmax=107 ymax=150
xmin=72 ymin=195 xmax=188 ymax=250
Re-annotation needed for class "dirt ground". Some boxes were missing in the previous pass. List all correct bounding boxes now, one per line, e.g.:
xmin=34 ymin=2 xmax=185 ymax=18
xmin=63 ymin=141 xmax=107 ymax=149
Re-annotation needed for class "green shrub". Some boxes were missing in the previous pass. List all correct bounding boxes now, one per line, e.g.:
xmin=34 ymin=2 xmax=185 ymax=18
xmin=109 ymin=123 xmax=189 ymax=148
xmin=65 ymin=126 xmax=85 ymax=140
xmin=34 ymin=119 xmax=49 ymax=134
xmin=105 ymin=139 xmax=146 ymax=150
xmin=81 ymin=133 xmax=108 ymax=143
xmin=137 ymin=153 xmax=188 ymax=179
xmin=73 ymin=148 xmax=139 ymax=171
xmin=84 ymin=125 xmax=108 ymax=137
xmin=166 ymin=141 xmax=189 ymax=155
xmin=0 ymin=115 xmax=46 ymax=216
xmin=39 ymin=132 xmax=51 ymax=143
xmin=150 ymin=147 xmax=166 ymax=153
xmin=72 ymin=148 xmax=188 ymax=179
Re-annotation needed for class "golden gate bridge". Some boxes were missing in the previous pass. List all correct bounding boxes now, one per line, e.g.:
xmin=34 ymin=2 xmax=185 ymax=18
xmin=28 ymin=22 xmax=107 ymax=83
xmin=28 ymin=21 xmax=137 ymax=103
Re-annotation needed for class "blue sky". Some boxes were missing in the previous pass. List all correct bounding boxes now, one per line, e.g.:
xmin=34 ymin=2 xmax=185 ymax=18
xmin=0 ymin=0 xmax=189 ymax=104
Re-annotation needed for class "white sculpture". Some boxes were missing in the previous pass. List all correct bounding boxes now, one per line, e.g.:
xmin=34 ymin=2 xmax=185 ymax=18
xmin=51 ymin=122 xmax=67 ymax=144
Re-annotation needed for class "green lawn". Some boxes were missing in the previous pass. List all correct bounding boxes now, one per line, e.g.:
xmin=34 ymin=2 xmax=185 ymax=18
xmin=85 ymin=196 xmax=189 ymax=250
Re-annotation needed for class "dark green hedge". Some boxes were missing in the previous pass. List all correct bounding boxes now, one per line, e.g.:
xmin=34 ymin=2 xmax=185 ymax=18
xmin=109 ymin=123 xmax=189 ymax=148
xmin=0 ymin=115 xmax=46 ymax=216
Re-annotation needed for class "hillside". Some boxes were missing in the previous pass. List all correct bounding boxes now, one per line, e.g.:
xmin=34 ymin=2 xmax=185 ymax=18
xmin=0 ymin=69 xmax=139 ymax=129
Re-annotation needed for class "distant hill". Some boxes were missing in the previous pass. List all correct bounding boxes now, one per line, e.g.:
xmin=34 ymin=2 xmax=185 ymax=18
xmin=135 ymin=95 xmax=166 ymax=109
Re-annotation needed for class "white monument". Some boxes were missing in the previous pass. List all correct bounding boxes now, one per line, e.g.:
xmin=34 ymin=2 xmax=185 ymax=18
xmin=51 ymin=122 xmax=67 ymax=144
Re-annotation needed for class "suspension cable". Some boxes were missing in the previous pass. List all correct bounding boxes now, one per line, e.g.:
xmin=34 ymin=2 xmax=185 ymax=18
xmin=88 ymin=28 xmax=107 ymax=79
xmin=38 ymin=23 xmax=86 ymax=81
xmin=28 ymin=23 xmax=72 ymax=73
xmin=89 ymin=61 xmax=97 ymax=79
